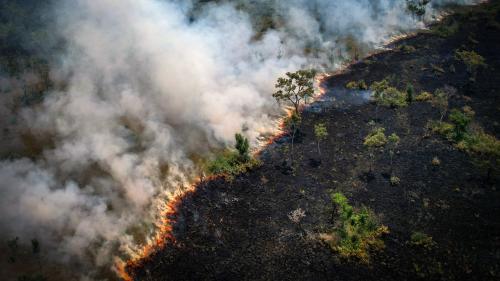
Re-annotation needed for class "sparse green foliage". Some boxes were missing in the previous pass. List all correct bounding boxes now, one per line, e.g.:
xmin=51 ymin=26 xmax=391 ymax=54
xmin=410 ymin=231 xmax=435 ymax=249
xmin=378 ymin=87 xmax=408 ymax=107
xmin=284 ymin=111 xmax=302 ymax=163
xmin=432 ymin=87 xmax=453 ymax=122
xmin=390 ymin=176 xmax=401 ymax=186
xmin=399 ymin=44 xmax=416 ymax=53
xmin=370 ymin=79 xmax=390 ymax=97
xmin=364 ymin=127 xmax=387 ymax=172
xmin=415 ymin=91 xmax=433 ymax=101
xmin=314 ymin=122 xmax=328 ymax=156
xmin=346 ymin=80 xmax=368 ymax=90
xmin=428 ymin=121 xmax=455 ymax=139
xmin=406 ymin=83 xmax=414 ymax=103
xmin=432 ymin=19 xmax=460 ymax=37
xmin=235 ymin=133 xmax=250 ymax=162
xmin=406 ymin=0 xmax=430 ymax=19
xmin=326 ymin=192 xmax=389 ymax=263
xmin=206 ymin=134 xmax=259 ymax=179
xmin=449 ymin=108 xmax=472 ymax=141
xmin=370 ymin=80 xmax=407 ymax=108
xmin=455 ymin=50 xmax=486 ymax=79
xmin=364 ymin=128 xmax=388 ymax=147
xmin=273 ymin=69 xmax=316 ymax=115
xmin=206 ymin=149 xmax=260 ymax=179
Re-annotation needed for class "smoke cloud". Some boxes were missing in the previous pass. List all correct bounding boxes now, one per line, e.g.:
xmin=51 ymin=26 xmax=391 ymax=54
xmin=0 ymin=0 xmax=480 ymax=279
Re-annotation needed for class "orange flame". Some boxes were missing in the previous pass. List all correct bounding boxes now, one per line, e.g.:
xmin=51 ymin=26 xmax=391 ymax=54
xmin=115 ymin=74 xmax=332 ymax=281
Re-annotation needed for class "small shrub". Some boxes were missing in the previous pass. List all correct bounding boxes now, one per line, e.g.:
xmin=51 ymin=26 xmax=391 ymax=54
xmin=428 ymin=120 xmax=454 ymax=140
xmin=406 ymin=84 xmax=414 ymax=103
xmin=364 ymin=128 xmax=388 ymax=147
xmin=432 ymin=19 xmax=459 ymax=37
xmin=235 ymin=133 xmax=250 ymax=161
xmin=390 ymin=176 xmax=401 ymax=186
xmin=449 ymin=108 xmax=472 ymax=141
xmin=455 ymin=50 xmax=486 ymax=75
xmin=377 ymin=87 xmax=408 ymax=108
xmin=400 ymin=44 xmax=416 ymax=53
xmin=415 ymin=91 xmax=432 ymax=101
xmin=431 ymin=157 xmax=441 ymax=166
xmin=410 ymin=231 xmax=435 ymax=249
xmin=326 ymin=192 xmax=389 ymax=263
xmin=346 ymin=80 xmax=368 ymax=90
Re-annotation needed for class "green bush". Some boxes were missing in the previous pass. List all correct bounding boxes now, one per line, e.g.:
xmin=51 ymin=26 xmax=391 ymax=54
xmin=376 ymin=87 xmax=408 ymax=108
xmin=406 ymin=84 xmax=414 ymax=103
xmin=455 ymin=50 xmax=486 ymax=74
xmin=410 ymin=231 xmax=435 ymax=249
xmin=415 ymin=91 xmax=433 ymax=101
xmin=326 ymin=192 xmax=389 ymax=263
xmin=428 ymin=120 xmax=455 ymax=140
xmin=364 ymin=128 xmax=388 ymax=147
xmin=448 ymin=108 xmax=472 ymax=141
xmin=206 ymin=150 xmax=260 ymax=178
xmin=390 ymin=176 xmax=401 ymax=186
xmin=346 ymin=80 xmax=368 ymax=90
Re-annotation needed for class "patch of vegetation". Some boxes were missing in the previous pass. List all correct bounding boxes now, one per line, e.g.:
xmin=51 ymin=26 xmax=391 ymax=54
xmin=325 ymin=192 xmax=389 ymax=263
xmin=429 ymin=105 xmax=500 ymax=179
xmin=206 ymin=134 xmax=260 ymax=179
xmin=415 ymin=91 xmax=433 ymax=101
xmin=431 ymin=157 xmax=441 ymax=166
xmin=364 ymin=128 xmax=388 ymax=147
xmin=346 ymin=80 xmax=368 ymax=90
xmin=431 ymin=19 xmax=460 ymax=37
xmin=314 ymin=122 xmax=328 ymax=156
xmin=431 ymin=86 xmax=455 ymax=122
xmin=399 ymin=44 xmax=417 ymax=53
xmin=370 ymin=80 xmax=408 ymax=108
xmin=406 ymin=0 xmax=430 ymax=20
xmin=455 ymin=49 xmax=487 ymax=80
xmin=410 ymin=231 xmax=435 ymax=249
xmin=273 ymin=69 xmax=316 ymax=115
xmin=406 ymin=83 xmax=414 ymax=103
xmin=390 ymin=176 xmax=401 ymax=186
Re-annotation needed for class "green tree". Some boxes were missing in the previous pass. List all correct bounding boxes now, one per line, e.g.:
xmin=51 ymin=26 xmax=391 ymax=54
xmin=284 ymin=112 xmax=302 ymax=163
xmin=364 ymin=127 xmax=388 ymax=172
xmin=406 ymin=83 xmax=414 ymax=103
xmin=370 ymin=79 xmax=390 ymax=120
xmin=234 ymin=133 xmax=250 ymax=162
xmin=273 ymin=69 xmax=316 ymax=115
xmin=314 ymin=122 xmax=328 ymax=156
xmin=406 ymin=0 xmax=430 ymax=20
xmin=449 ymin=109 xmax=472 ymax=141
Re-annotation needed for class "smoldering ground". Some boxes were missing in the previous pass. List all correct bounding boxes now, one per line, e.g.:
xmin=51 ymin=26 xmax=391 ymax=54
xmin=0 ymin=0 xmax=480 ymax=279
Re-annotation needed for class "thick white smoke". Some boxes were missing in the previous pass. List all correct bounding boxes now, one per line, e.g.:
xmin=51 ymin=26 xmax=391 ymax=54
xmin=0 ymin=0 xmax=480 ymax=279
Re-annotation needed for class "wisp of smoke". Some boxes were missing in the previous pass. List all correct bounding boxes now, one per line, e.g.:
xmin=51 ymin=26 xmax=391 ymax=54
xmin=0 ymin=0 xmax=480 ymax=279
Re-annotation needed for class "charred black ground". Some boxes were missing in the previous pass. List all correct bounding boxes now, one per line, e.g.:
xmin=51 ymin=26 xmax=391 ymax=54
xmin=130 ymin=2 xmax=500 ymax=281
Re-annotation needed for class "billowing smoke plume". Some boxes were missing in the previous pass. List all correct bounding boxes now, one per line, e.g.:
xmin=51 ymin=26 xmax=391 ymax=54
xmin=0 ymin=0 xmax=479 ymax=279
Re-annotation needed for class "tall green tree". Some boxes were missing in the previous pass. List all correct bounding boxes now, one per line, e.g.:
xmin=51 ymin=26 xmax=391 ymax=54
xmin=234 ymin=133 xmax=250 ymax=162
xmin=273 ymin=69 xmax=316 ymax=115
xmin=314 ymin=122 xmax=328 ymax=156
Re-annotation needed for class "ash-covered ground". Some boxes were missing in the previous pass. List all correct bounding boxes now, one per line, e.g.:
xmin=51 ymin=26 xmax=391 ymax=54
xmin=130 ymin=2 xmax=500 ymax=281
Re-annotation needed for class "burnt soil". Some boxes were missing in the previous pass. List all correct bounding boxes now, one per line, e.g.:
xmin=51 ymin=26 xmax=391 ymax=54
xmin=130 ymin=2 xmax=500 ymax=281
